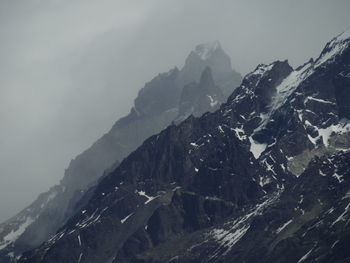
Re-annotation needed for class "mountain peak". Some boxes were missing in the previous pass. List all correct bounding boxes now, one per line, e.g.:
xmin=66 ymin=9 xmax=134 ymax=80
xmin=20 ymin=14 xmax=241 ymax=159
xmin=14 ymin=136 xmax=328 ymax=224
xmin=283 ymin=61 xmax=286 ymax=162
xmin=336 ymin=27 xmax=350 ymax=42
xmin=315 ymin=28 xmax=350 ymax=68
xmin=180 ymin=41 xmax=242 ymax=96
xmin=194 ymin=40 xmax=222 ymax=60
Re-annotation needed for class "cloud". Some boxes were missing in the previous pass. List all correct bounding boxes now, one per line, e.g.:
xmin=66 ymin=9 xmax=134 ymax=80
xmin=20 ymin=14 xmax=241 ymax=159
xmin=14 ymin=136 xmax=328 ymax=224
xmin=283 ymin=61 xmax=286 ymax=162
xmin=0 ymin=0 xmax=350 ymax=222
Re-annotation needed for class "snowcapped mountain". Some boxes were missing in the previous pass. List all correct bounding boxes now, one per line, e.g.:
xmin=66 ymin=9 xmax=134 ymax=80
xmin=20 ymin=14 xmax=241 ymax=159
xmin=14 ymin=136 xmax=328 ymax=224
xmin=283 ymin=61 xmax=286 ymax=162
xmin=16 ymin=29 xmax=350 ymax=263
xmin=0 ymin=42 xmax=242 ymax=262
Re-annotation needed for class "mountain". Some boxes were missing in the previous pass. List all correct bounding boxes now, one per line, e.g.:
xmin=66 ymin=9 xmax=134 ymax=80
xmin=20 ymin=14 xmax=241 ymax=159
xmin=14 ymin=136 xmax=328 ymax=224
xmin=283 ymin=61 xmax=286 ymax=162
xmin=0 ymin=42 xmax=242 ymax=262
xmin=17 ymin=29 xmax=350 ymax=263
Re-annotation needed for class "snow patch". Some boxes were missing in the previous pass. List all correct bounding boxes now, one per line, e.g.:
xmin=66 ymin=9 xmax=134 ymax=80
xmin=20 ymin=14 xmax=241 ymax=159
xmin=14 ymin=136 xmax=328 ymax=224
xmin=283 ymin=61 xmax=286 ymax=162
xmin=258 ymin=175 xmax=272 ymax=187
xmin=232 ymin=127 xmax=246 ymax=141
xmin=246 ymin=63 xmax=274 ymax=79
xmin=317 ymin=122 xmax=350 ymax=147
xmin=319 ymin=169 xmax=327 ymax=177
xmin=121 ymin=213 xmax=133 ymax=224
xmin=136 ymin=190 xmax=159 ymax=204
xmin=217 ymin=125 xmax=224 ymax=134
xmin=305 ymin=96 xmax=336 ymax=105
xmin=0 ymin=217 xmax=34 ymax=250
xmin=207 ymin=95 xmax=218 ymax=107
xmin=333 ymin=172 xmax=344 ymax=183
xmin=249 ymin=137 xmax=267 ymax=159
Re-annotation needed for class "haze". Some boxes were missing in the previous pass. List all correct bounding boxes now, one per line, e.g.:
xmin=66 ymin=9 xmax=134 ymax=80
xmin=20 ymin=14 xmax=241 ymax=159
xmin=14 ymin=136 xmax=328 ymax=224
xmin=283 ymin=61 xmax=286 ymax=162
xmin=1 ymin=0 xmax=350 ymax=222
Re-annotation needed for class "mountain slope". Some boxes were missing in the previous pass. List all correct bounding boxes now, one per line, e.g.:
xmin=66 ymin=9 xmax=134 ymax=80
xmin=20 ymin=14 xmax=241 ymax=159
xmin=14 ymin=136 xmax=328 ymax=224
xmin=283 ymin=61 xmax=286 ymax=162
xmin=0 ymin=42 xmax=242 ymax=262
xmin=18 ymin=30 xmax=350 ymax=263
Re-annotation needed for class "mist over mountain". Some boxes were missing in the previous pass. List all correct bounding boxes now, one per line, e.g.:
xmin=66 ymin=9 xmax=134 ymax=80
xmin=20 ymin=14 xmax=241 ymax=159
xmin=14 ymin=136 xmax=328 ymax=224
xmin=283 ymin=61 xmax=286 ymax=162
xmin=0 ymin=28 xmax=349 ymax=263
xmin=1 ymin=0 xmax=350 ymax=225
xmin=0 ymin=40 xmax=241 ymax=262
xmin=2 ymin=1 xmax=350 ymax=263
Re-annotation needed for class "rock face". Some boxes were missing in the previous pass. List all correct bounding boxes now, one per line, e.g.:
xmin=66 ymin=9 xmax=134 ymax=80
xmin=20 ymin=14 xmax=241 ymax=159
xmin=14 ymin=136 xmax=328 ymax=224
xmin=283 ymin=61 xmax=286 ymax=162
xmin=0 ymin=42 xmax=242 ymax=262
xmin=16 ymin=30 xmax=350 ymax=263
xmin=176 ymin=67 xmax=225 ymax=122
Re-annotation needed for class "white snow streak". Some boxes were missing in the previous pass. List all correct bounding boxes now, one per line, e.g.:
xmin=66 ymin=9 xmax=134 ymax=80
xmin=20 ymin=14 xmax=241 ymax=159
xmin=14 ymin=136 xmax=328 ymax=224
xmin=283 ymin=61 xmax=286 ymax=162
xmin=209 ymin=190 xmax=283 ymax=257
xmin=276 ymin=219 xmax=293 ymax=234
xmin=297 ymin=248 xmax=314 ymax=263
xmin=315 ymin=29 xmax=350 ymax=68
xmin=0 ymin=217 xmax=34 ymax=250
xmin=121 ymin=213 xmax=133 ymax=224
xmin=77 ymin=235 xmax=81 ymax=246
xmin=331 ymin=203 xmax=350 ymax=227
xmin=136 ymin=190 xmax=159 ymax=204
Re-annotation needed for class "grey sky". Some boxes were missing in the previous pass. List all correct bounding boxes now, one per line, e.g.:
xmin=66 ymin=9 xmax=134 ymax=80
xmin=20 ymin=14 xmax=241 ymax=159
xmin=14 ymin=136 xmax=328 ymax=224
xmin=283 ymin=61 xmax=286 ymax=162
xmin=0 ymin=0 xmax=349 ymax=222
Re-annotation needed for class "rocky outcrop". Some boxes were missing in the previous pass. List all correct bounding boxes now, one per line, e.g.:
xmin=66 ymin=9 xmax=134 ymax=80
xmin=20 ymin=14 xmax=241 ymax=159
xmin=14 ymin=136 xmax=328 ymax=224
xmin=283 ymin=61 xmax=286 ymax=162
xmin=176 ymin=67 xmax=225 ymax=122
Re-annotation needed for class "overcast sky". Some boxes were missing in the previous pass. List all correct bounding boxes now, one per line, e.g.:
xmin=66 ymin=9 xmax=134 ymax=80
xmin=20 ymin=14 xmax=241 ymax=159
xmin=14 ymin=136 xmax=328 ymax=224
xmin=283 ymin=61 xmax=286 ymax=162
xmin=0 ymin=0 xmax=350 ymax=222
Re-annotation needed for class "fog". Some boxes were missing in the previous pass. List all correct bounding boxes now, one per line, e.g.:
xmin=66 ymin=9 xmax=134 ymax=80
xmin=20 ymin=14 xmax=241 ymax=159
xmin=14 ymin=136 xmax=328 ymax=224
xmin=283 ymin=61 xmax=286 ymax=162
xmin=0 ymin=0 xmax=349 ymax=222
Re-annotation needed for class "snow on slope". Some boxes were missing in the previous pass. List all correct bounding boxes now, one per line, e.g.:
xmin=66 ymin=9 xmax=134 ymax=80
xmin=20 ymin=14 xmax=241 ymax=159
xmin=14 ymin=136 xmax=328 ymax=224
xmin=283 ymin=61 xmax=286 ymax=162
xmin=254 ymin=28 xmax=350 ymax=137
xmin=316 ymin=121 xmax=350 ymax=147
xmin=0 ymin=217 xmax=34 ymax=250
xmin=245 ymin=63 xmax=274 ymax=80
xmin=249 ymin=137 xmax=267 ymax=159
xmin=209 ymin=190 xmax=283 ymax=257
xmin=315 ymin=28 xmax=350 ymax=68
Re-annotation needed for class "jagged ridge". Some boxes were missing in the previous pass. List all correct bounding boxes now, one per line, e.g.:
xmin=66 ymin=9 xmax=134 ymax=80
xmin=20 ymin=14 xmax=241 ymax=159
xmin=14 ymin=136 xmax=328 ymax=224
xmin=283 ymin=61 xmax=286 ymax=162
xmin=0 ymin=42 xmax=242 ymax=262
xmin=17 ymin=30 xmax=350 ymax=263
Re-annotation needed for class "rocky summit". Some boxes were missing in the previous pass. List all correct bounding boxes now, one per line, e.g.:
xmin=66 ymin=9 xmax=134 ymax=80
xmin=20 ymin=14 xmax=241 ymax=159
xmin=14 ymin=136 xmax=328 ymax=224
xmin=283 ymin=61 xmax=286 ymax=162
xmin=10 ymin=29 xmax=350 ymax=263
